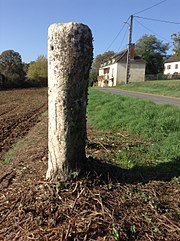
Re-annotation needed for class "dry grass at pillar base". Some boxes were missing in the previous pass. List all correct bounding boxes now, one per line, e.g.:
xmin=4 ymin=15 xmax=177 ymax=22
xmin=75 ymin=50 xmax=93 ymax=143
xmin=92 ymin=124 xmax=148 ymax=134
xmin=0 ymin=166 xmax=179 ymax=240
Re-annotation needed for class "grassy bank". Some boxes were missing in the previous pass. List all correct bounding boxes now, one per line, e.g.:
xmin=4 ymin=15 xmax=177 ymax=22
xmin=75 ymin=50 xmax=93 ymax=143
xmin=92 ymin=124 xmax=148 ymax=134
xmin=117 ymin=80 xmax=180 ymax=97
xmin=87 ymin=88 xmax=180 ymax=169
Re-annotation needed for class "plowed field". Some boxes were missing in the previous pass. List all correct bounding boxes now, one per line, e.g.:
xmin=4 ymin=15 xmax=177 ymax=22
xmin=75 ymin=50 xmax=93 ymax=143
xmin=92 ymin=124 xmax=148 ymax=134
xmin=0 ymin=88 xmax=48 ymax=160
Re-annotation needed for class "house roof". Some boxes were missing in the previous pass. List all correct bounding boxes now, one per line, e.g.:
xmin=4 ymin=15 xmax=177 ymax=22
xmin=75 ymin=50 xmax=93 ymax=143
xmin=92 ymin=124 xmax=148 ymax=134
xmin=100 ymin=47 xmax=144 ymax=68
xmin=164 ymin=54 xmax=180 ymax=63
xmin=112 ymin=49 xmax=128 ymax=62
xmin=115 ymin=50 xmax=144 ymax=63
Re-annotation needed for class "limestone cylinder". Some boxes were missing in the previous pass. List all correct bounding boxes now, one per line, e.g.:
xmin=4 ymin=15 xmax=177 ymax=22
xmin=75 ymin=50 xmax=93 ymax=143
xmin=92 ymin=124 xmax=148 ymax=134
xmin=47 ymin=22 xmax=93 ymax=181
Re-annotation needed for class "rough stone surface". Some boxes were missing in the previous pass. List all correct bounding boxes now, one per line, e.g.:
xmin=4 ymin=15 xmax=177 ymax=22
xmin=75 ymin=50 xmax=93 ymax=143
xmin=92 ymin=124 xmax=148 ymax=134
xmin=47 ymin=22 xmax=93 ymax=181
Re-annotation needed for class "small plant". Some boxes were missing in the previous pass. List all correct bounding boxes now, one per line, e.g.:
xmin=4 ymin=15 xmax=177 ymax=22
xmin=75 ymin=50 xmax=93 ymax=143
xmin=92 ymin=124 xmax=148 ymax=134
xmin=112 ymin=227 xmax=120 ymax=241
xmin=140 ymin=192 xmax=155 ymax=205
xmin=115 ymin=149 xmax=135 ymax=169
xmin=130 ymin=224 xmax=136 ymax=234
xmin=71 ymin=170 xmax=80 ymax=179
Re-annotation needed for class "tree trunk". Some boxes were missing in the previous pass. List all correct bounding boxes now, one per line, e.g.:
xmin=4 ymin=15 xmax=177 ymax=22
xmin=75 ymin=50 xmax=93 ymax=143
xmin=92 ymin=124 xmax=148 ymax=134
xmin=46 ymin=22 xmax=93 ymax=181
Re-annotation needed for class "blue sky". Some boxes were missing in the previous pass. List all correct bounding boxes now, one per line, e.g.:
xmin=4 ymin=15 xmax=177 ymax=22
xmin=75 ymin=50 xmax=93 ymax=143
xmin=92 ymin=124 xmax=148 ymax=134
xmin=0 ymin=0 xmax=179 ymax=63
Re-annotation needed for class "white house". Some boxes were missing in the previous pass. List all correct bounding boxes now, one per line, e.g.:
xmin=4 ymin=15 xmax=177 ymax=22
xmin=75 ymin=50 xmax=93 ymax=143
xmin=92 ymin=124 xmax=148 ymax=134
xmin=164 ymin=54 xmax=180 ymax=75
xmin=97 ymin=44 xmax=146 ymax=87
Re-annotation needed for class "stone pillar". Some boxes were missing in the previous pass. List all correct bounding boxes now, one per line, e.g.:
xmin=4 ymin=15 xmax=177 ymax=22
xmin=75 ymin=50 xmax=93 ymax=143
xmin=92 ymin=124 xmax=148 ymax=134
xmin=46 ymin=22 xmax=93 ymax=181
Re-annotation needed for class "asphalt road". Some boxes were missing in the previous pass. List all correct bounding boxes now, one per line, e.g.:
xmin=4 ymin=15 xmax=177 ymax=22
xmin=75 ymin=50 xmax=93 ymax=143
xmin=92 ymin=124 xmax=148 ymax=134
xmin=95 ymin=88 xmax=180 ymax=108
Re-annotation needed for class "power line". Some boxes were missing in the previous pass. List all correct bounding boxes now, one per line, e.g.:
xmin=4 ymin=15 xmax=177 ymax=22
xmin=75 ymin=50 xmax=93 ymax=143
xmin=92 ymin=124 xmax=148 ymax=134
xmin=133 ymin=0 xmax=168 ymax=15
xmin=134 ymin=18 xmax=173 ymax=43
xmin=104 ymin=0 xmax=178 ymax=54
xmin=105 ymin=17 xmax=130 ymax=52
xmin=117 ymin=25 xmax=129 ymax=52
xmin=134 ymin=16 xmax=180 ymax=25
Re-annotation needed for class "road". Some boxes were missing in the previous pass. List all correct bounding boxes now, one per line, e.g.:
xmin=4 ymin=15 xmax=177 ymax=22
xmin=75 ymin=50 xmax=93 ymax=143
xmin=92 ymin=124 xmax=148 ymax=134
xmin=95 ymin=88 xmax=180 ymax=108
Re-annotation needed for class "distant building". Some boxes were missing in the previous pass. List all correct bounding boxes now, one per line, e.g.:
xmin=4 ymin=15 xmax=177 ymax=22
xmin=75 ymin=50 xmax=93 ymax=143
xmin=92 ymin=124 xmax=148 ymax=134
xmin=97 ymin=44 xmax=146 ymax=87
xmin=164 ymin=54 xmax=180 ymax=75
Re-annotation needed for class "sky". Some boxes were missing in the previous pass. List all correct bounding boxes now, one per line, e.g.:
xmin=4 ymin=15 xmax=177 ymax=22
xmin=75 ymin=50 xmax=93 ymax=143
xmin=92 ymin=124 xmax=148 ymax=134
xmin=0 ymin=0 xmax=180 ymax=63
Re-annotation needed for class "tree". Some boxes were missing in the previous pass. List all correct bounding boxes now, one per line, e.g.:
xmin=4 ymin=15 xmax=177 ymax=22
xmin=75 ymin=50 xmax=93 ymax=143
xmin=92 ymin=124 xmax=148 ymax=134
xmin=22 ymin=62 xmax=30 ymax=76
xmin=171 ymin=32 xmax=180 ymax=57
xmin=27 ymin=55 xmax=47 ymax=86
xmin=89 ymin=51 xmax=115 ymax=85
xmin=0 ymin=50 xmax=25 ymax=87
xmin=135 ymin=35 xmax=169 ymax=74
xmin=89 ymin=61 xmax=98 ymax=86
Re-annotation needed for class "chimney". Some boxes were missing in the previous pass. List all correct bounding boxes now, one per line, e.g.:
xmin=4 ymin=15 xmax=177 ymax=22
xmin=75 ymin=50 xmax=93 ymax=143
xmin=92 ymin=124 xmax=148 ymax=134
xmin=130 ymin=43 xmax=135 ymax=60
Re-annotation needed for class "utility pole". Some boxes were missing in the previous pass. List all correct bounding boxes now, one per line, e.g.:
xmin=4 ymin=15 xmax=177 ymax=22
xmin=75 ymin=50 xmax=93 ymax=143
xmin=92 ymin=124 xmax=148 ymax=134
xmin=125 ymin=15 xmax=133 ymax=84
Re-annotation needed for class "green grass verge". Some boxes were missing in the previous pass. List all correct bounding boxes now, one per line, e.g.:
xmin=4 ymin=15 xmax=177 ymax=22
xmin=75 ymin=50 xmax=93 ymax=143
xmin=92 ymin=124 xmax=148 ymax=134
xmin=116 ymin=80 xmax=180 ymax=97
xmin=87 ymin=88 xmax=180 ymax=169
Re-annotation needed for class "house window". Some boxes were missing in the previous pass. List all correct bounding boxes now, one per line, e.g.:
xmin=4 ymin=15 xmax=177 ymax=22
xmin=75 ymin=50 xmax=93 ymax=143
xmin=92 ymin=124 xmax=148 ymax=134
xmin=175 ymin=64 xmax=178 ymax=69
xmin=167 ymin=65 xmax=171 ymax=70
xmin=104 ymin=68 xmax=109 ymax=74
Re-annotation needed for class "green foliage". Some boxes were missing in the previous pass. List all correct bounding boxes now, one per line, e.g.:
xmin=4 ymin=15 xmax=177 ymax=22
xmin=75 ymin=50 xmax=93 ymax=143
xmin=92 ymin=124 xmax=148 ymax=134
xmin=130 ymin=225 xmax=136 ymax=234
xmin=95 ymin=51 xmax=115 ymax=71
xmin=135 ymin=35 xmax=169 ymax=74
xmin=22 ymin=62 xmax=30 ymax=75
xmin=0 ymin=50 xmax=25 ymax=87
xmin=140 ymin=192 xmax=155 ymax=205
xmin=112 ymin=227 xmax=120 ymax=240
xmin=89 ymin=51 xmax=115 ymax=85
xmin=87 ymin=89 xmax=180 ymax=165
xmin=27 ymin=55 xmax=47 ymax=86
xmin=89 ymin=61 xmax=98 ymax=86
xmin=171 ymin=32 xmax=180 ymax=57
xmin=115 ymin=144 xmax=149 ymax=169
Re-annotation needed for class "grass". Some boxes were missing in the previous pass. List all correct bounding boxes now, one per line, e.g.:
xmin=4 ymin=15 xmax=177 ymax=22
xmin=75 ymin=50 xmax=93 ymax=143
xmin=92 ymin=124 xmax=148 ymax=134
xmin=87 ymin=88 xmax=180 ymax=169
xmin=116 ymin=80 xmax=180 ymax=97
xmin=3 ymin=138 xmax=28 ymax=165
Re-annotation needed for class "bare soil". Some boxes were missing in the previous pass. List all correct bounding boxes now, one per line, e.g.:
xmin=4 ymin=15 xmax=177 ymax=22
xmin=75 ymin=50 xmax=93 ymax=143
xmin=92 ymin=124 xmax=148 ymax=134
xmin=0 ymin=88 xmax=47 ymax=160
xmin=0 ymin=88 xmax=179 ymax=241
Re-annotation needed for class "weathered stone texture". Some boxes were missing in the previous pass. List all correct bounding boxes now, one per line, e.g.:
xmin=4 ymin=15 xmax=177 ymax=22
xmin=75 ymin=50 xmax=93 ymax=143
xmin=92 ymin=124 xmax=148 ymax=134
xmin=47 ymin=22 xmax=93 ymax=181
